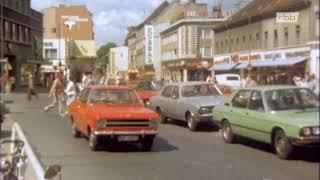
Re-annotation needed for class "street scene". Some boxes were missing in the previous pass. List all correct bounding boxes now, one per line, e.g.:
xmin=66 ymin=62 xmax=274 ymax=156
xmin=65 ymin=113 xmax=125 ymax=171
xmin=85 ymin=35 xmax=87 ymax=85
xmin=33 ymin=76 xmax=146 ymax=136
xmin=0 ymin=0 xmax=319 ymax=180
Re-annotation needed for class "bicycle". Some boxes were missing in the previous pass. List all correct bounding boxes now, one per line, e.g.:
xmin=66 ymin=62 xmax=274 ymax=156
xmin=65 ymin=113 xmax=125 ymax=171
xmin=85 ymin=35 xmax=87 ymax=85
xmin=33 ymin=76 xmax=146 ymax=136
xmin=0 ymin=139 xmax=26 ymax=180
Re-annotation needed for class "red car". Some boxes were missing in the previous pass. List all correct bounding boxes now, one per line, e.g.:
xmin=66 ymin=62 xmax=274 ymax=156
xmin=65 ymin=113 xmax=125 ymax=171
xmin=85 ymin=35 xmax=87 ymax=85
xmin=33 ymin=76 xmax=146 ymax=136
xmin=68 ymin=85 xmax=159 ymax=151
xmin=134 ymin=80 xmax=164 ymax=107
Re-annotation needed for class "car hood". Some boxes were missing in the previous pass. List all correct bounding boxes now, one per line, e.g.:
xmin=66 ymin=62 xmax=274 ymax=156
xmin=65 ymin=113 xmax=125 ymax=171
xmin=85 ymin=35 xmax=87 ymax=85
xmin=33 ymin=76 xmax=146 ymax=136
xmin=181 ymin=96 xmax=225 ymax=107
xmin=91 ymin=104 xmax=159 ymax=120
xmin=272 ymin=109 xmax=319 ymax=127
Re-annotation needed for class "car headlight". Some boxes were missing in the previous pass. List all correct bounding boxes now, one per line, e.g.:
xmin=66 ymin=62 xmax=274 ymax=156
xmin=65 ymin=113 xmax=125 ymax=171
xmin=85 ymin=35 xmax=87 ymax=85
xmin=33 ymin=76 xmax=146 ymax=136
xmin=312 ymin=127 xmax=320 ymax=136
xmin=301 ymin=127 xmax=312 ymax=136
xmin=97 ymin=119 xmax=107 ymax=129
xmin=199 ymin=107 xmax=214 ymax=114
xmin=149 ymin=120 xmax=159 ymax=129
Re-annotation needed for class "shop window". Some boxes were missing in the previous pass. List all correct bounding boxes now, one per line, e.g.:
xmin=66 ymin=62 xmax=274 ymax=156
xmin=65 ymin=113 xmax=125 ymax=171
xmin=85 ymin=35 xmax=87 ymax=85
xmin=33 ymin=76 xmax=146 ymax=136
xmin=296 ymin=25 xmax=300 ymax=44
xmin=284 ymin=27 xmax=288 ymax=46
xmin=264 ymin=31 xmax=268 ymax=49
xmin=273 ymin=30 xmax=278 ymax=48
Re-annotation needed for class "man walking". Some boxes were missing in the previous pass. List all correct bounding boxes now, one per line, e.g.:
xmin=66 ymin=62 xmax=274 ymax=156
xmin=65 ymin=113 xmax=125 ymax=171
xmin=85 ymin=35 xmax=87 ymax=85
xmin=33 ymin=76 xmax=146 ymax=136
xmin=44 ymin=72 xmax=65 ymax=115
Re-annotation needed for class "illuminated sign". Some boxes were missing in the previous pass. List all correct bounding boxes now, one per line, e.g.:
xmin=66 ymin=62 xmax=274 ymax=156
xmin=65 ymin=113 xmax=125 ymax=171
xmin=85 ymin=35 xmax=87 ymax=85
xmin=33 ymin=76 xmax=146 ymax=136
xmin=145 ymin=25 xmax=154 ymax=65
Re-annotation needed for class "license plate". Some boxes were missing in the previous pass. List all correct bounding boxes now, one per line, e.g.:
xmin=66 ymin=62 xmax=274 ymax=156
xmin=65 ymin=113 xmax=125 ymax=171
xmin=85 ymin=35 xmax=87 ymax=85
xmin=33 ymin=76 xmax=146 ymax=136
xmin=118 ymin=136 xmax=139 ymax=142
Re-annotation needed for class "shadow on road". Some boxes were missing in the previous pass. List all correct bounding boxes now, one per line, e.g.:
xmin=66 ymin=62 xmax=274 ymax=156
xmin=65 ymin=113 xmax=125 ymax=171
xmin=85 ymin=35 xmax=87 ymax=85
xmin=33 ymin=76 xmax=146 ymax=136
xmin=167 ymin=119 xmax=220 ymax=132
xmin=237 ymin=137 xmax=320 ymax=162
xmin=97 ymin=136 xmax=178 ymax=153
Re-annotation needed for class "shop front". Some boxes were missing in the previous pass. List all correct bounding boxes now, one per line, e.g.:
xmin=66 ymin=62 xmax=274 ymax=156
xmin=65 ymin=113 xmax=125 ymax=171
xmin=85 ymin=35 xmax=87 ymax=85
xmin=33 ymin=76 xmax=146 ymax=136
xmin=211 ymin=45 xmax=312 ymax=85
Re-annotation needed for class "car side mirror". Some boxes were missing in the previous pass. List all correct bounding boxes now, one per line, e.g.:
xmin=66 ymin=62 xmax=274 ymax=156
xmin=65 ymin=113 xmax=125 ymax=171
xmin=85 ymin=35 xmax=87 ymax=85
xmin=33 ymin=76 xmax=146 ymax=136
xmin=224 ymin=102 xmax=230 ymax=106
xmin=44 ymin=164 xmax=62 ymax=179
xmin=172 ymin=95 xmax=179 ymax=99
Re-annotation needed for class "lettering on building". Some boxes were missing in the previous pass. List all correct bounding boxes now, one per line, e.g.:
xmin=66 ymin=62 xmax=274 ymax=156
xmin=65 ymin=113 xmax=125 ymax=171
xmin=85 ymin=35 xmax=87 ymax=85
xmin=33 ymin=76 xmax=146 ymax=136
xmin=145 ymin=25 xmax=154 ymax=65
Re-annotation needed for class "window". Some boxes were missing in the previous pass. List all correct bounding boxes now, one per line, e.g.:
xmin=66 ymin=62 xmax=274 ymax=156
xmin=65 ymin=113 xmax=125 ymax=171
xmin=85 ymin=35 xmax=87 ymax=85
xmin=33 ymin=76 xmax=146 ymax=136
xmin=187 ymin=11 xmax=196 ymax=17
xmin=316 ymin=17 xmax=320 ymax=37
xmin=21 ymin=27 xmax=26 ymax=42
xmin=162 ymin=86 xmax=174 ymax=98
xmin=16 ymin=25 xmax=20 ymax=41
xmin=230 ymin=39 xmax=234 ymax=51
xmin=232 ymin=90 xmax=251 ymax=108
xmin=52 ymin=28 xmax=56 ymax=33
xmin=201 ymin=47 xmax=212 ymax=57
xmin=273 ymin=30 xmax=278 ymax=48
xmin=248 ymin=91 xmax=265 ymax=112
xmin=11 ymin=23 xmax=15 ymax=40
xmin=202 ymin=29 xmax=212 ymax=38
xmin=296 ymin=25 xmax=300 ymax=44
xmin=284 ymin=27 xmax=288 ymax=46
xmin=4 ymin=21 xmax=9 ymax=39
xmin=44 ymin=49 xmax=58 ymax=59
xmin=264 ymin=31 xmax=268 ymax=49
xmin=172 ymin=86 xmax=180 ymax=99
xmin=236 ymin=37 xmax=239 ymax=50
xmin=256 ymin=33 xmax=260 ymax=49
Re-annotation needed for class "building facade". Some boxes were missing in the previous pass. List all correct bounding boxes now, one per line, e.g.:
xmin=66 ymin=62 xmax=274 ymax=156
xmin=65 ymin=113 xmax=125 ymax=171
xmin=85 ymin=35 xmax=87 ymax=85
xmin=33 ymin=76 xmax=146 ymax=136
xmin=42 ymin=5 xmax=96 ymax=81
xmin=108 ymin=46 xmax=129 ymax=79
xmin=1 ymin=0 xmax=43 ymax=87
xmin=211 ymin=0 xmax=320 ymax=84
xmin=160 ymin=18 xmax=226 ymax=82
xmin=126 ymin=0 xmax=209 ymax=80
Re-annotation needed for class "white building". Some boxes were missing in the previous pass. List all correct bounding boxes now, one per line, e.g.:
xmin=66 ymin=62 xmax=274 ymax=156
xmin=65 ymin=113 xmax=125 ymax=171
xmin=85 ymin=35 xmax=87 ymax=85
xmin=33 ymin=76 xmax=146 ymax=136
xmin=108 ymin=47 xmax=129 ymax=78
xmin=42 ymin=39 xmax=66 ymax=72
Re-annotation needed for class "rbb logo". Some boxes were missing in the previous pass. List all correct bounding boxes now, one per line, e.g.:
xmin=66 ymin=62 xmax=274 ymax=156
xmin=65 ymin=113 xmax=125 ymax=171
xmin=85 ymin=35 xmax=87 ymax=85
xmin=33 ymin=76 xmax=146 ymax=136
xmin=276 ymin=12 xmax=299 ymax=23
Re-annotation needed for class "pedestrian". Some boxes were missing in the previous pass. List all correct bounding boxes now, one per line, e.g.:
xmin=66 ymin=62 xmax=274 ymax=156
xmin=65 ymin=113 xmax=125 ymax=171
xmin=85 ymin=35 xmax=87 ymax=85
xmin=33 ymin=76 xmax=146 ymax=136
xmin=0 ymin=71 xmax=9 ymax=93
xmin=44 ymin=72 xmax=65 ymax=115
xmin=83 ymin=72 xmax=94 ymax=89
xmin=27 ymin=73 xmax=38 ymax=101
xmin=79 ymin=72 xmax=87 ymax=91
xmin=307 ymin=74 xmax=319 ymax=98
xmin=64 ymin=76 xmax=78 ymax=116
xmin=244 ymin=75 xmax=257 ymax=88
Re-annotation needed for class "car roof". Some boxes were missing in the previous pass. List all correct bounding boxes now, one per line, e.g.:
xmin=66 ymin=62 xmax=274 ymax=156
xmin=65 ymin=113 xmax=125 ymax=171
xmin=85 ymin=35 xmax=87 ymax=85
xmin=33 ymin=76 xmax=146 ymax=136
xmin=240 ymin=85 xmax=301 ymax=91
xmin=166 ymin=81 xmax=211 ymax=86
xmin=90 ymin=85 xmax=130 ymax=90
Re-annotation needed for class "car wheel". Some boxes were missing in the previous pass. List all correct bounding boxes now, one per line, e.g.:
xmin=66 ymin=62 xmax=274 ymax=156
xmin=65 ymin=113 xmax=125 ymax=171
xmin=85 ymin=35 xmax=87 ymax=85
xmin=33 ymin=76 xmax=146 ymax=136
xmin=89 ymin=131 xmax=98 ymax=151
xmin=72 ymin=122 xmax=81 ymax=138
xmin=187 ymin=113 xmax=197 ymax=131
xmin=222 ymin=120 xmax=236 ymax=143
xmin=274 ymin=130 xmax=293 ymax=159
xmin=159 ymin=110 xmax=168 ymax=124
xmin=141 ymin=136 xmax=154 ymax=151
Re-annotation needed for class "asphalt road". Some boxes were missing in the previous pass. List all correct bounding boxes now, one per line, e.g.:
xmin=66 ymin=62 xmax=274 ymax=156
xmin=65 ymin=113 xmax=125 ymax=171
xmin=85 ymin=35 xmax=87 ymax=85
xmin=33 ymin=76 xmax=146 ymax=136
xmin=5 ymin=92 xmax=320 ymax=180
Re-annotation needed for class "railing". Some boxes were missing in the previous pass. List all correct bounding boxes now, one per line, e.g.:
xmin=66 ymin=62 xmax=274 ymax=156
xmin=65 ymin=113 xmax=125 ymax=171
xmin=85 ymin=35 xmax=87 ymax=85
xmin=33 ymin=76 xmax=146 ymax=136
xmin=10 ymin=122 xmax=61 ymax=180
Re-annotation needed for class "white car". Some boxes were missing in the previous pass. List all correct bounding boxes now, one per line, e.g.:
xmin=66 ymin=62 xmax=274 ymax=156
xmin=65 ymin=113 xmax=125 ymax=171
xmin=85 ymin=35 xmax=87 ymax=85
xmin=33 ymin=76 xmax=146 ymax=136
xmin=215 ymin=74 xmax=242 ymax=88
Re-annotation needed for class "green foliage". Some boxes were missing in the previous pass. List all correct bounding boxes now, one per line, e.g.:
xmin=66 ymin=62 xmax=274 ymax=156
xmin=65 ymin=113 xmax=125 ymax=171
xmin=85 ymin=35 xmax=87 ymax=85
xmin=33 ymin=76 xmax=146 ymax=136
xmin=96 ymin=42 xmax=117 ymax=75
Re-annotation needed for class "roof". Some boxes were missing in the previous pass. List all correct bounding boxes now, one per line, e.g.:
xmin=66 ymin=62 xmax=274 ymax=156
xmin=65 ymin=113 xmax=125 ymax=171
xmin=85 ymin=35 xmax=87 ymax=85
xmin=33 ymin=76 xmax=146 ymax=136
xmin=240 ymin=85 xmax=302 ymax=91
xmin=214 ymin=0 xmax=311 ymax=32
xmin=166 ymin=81 xmax=210 ymax=86
xmin=90 ymin=85 xmax=130 ymax=90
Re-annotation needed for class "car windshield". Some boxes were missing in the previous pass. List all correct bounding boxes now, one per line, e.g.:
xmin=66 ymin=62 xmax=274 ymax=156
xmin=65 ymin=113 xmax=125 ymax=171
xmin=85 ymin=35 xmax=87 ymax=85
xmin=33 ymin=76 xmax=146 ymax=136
xmin=137 ymin=81 xmax=164 ymax=90
xmin=265 ymin=88 xmax=319 ymax=111
xmin=88 ymin=89 xmax=141 ymax=104
xmin=181 ymin=84 xmax=221 ymax=97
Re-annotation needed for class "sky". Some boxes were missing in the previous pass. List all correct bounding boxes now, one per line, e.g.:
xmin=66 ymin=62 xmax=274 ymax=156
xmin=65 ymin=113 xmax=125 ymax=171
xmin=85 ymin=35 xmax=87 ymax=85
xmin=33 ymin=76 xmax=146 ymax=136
xmin=31 ymin=0 xmax=239 ymax=47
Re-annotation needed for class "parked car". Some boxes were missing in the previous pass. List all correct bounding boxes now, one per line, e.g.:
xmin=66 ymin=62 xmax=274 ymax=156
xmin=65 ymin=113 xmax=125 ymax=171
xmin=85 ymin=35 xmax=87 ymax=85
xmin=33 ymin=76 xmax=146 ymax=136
xmin=150 ymin=81 xmax=225 ymax=131
xmin=134 ymin=80 xmax=164 ymax=107
xmin=68 ymin=85 xmax=159 ymax=151
xmin=213 ymin=85 xmax=319 ymax=159
xmin=215 ymin=74 xmax=242 ymax=88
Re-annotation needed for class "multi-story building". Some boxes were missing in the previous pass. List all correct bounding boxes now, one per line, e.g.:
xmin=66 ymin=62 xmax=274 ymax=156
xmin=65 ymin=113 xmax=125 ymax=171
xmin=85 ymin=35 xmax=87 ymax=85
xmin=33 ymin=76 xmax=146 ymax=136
xmin=125 ymin=0 xmax=209 ymax=80
xmin=1 ymin=0 xmax=43 ymax=87
xmin=211 ymin=0 xmax=319 ymax=84
xmin=108 ymin=46 xmax=129 ymax=78
xmin=42 ymin=5 xmax=96 ymax=81
xmin=160 ymin=18 xmax=226 ymax=82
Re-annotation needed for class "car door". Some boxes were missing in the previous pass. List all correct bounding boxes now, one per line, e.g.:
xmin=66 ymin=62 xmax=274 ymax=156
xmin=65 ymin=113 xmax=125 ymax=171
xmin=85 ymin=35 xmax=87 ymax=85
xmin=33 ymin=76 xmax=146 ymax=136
xmin=226 ymin=90 xmax=252 ymax=136
xmin=160 ymin=86 xmax=175 ymax=117
xmin=245 ymin=91 xmax=272 ymax=143
xmin=77 ymin=88 xmax=91 ymax=133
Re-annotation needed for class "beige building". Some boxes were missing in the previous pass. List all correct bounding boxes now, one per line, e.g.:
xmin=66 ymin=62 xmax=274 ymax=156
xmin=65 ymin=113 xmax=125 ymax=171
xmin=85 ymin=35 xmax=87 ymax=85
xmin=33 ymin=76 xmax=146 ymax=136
xmin=160 ymin=18 xmax=226 ymax=82
xmin=211 ymin=0 xmax=320 ymax=84
xmin=42 ymin=5 xmax=96 ymax=81
xmin=125 ymin=0 xmax=209 ymax=80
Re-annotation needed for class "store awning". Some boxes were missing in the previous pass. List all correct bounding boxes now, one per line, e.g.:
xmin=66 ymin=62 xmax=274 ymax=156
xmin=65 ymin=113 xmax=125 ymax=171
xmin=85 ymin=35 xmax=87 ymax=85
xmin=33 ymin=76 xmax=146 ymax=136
xmin=234 ymin=57 xmax=308 ymax=69
xmin=209 ymin=63 xmax=241 ymax=71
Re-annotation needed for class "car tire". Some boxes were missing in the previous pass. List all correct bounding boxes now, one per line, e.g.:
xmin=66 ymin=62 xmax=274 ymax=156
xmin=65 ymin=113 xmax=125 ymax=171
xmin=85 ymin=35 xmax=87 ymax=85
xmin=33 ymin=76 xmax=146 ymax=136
xmin=274 ymin=130 xmax=293 ymax=159
xmin=222 ymin=120 xmax=236 ymax=143
xmin=72 ymin=122 xmax=81 ymax=138
xmin=159 ymin=110 xmax=168 ymax=124
xmin=141 ymin=136 xmax=154 ymax=151
xmin=187 ymin=113 xmax=197 ymax=131
xmin=89 ymin=131 xmax=98 ymax=151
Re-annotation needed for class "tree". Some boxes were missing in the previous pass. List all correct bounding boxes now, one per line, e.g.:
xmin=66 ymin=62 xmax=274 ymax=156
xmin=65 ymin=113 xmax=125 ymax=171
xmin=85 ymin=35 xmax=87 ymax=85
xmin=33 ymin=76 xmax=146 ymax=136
xmin=96 ymin=42 xmax=117 ymax=75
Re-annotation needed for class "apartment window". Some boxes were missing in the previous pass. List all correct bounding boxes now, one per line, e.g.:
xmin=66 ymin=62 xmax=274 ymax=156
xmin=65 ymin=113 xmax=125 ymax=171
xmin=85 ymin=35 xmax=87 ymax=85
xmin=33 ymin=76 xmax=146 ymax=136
xmin=220 ymin=41 xmax=223 ymax=52
xmin=236 ymin=37 xmax=239 ymax=50
xmin=202 ymin=29 xmax=212 ymax=38
xmin=273 ymin=30 xmax=278 ymax=48
xmin=284 ymin=27 xmax=289 ymax=46
xmin=256 ymin=33 xmax=260 ymax=49
xmin=230 ymin=39 xmax=234 ymax=51
xmin=242 ymin=36 xmax=246 ymax=50
xmin=216 ymin=42 xmax=219 ymax=53
xmin=16 ymin=25 xmax=20 ymax=41
xmin=187 ymin=11 xmax=196 ymax=17
xmin=225 ymin=39 xmax=228 ymax=52
xmin=249 ymin=34 xmax=252 ymax=49
xmin=25 ymin=28 xmax=29 ymax=43
xmin=264 ymin=31 xmax=268 ymax=49
xmin=296 ymin=25 xmax=300 ymax=44
xmin=44 ymin=49 xmax=58 ymax=59
xmin=4 ymin=21 xmax=9 ymax=39
xmin=52 ymin=28 xmax=56 ymax=33
xmin=21 ymin=27 xmax=26 ymax=42
xmin=201 ymin=47 xmax=212 ymax=57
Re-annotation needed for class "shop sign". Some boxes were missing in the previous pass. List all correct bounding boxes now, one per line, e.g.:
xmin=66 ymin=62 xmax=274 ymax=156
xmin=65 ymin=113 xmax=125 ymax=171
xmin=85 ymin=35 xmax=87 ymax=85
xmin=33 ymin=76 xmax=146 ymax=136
xmin=276 ymin=12 xmax=299 ymax=23
xmin=145 ymin=25 xmax=154 ymax=65
xmin=232 ymin=54 xmax=261 ymax=62
xmin=264 ymin=53 xmax=281 ymax=60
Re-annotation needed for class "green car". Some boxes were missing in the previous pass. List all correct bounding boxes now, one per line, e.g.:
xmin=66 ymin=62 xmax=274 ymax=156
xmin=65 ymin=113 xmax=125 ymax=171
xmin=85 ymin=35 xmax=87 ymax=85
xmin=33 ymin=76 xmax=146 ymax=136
xmin=213 ymin=85 xmax=319 ymax=159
